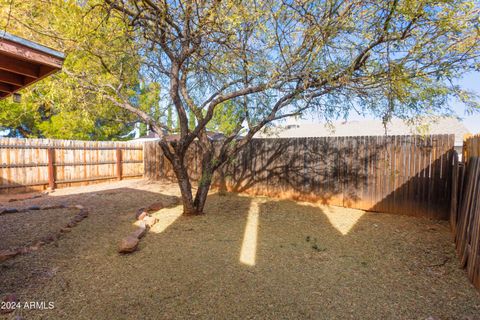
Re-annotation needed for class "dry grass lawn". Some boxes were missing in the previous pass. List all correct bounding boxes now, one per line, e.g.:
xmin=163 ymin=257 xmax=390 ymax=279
xmin=1 ymin=179 xmax=479 ymax=319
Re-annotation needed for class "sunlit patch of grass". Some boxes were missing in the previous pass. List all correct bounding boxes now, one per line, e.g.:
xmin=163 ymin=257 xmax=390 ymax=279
xmin=239 ymin=200 xmax=260 ymax=266
xmin=147 ymin=205 xmax=183 ymax=234
xmin=322 ymin=206 xmax=365 ymax=235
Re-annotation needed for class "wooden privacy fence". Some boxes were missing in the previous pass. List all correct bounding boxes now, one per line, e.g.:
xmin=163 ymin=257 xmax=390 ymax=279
xmin=145 ymin=134 xmax=455 ymax=219
xmin=451 ymin=135 xmax=480 ymax=289
xmin=0 ymin=138 xmax=144 ymax=193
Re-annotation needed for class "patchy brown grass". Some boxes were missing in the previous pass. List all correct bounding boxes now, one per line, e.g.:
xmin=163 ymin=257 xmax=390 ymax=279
xmin=1 ymin=179 xmax=479 ymax=319
xmin=0 ymin=208 xmax=77 ymax=251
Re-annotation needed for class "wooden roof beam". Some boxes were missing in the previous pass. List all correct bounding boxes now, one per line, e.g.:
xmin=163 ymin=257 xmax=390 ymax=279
xmin=0 ymin=31 xmax=65 ymax=100
xmin=0 ymin=38 xmax=63 ymax=69
xmin=0 ymin=82 xmax=18 ymax=93
xmin=39 ymin=65 xmax=56 ymax=77
xmin=0 ymin=55 xmax=39 ymax=78
xmin=0 ymin=69 xmax=24 ymax=86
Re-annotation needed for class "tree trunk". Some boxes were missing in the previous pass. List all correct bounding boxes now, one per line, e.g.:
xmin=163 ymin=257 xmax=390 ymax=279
xmin=191 ymin=147 xmax=217 ymax=214
xmin=172 ymin=160 xmax=202 ymax=215
xmin=177 ymin=176 xmax=199 ymax=215
xmin=193 ymin=177 xmax=212 ymax=214
xmin=170 ymin=153 xmax=217 ymax=215
xmin=167 ymin=141 xmax=221 ymax=215
xmin=217 ymin=166 xmax=227 ymax=196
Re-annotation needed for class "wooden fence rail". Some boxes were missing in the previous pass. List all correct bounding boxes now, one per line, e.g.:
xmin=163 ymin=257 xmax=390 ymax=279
xmin=0 ymin=138 xmax=144 ymax=193
xmin=145 ymin=134 xmax=455 ymax=219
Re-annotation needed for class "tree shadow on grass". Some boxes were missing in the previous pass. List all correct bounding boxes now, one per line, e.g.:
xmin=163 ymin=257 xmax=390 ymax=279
xmin=1 ymin=189 xmax=479 ymax=319
xmin=118 ymin=195 xmax=478 ymax=320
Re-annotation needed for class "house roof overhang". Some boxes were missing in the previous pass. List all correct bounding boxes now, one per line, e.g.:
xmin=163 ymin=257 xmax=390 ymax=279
xmin=0 ymin=31 xmax=65 ymax=100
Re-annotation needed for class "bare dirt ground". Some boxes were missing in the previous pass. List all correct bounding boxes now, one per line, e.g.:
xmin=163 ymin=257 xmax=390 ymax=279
xmin=1 ymin=179 xmax=479 ymax=319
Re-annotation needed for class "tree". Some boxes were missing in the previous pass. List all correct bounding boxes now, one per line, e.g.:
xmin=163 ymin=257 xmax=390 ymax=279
xmin=207 ymin=101 xmax=243 ymax=136
xmin=0 ymin=0 xmax=163 ymax=140
xmin=40 ymin=0 xmax=480 ymax=214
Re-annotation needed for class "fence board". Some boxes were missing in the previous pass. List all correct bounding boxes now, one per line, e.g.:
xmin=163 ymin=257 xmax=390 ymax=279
xmin=464 ymin=134 xmax=480 ymax=159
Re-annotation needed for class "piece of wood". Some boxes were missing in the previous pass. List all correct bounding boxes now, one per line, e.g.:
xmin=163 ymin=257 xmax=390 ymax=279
xmin=0 ymin=55 xmax=39 ymax=78
xmin=0 ymin=69 xmax=24 ymax=86
xmin=0 ymin=82 xmax=18 ymax=93
xmin=47 ymin=147 xmax=55 ymax=190
xmin=116 ymin=148 xmax=123 ymax=180
xmin=450 ymin=151 xmax=459 ymax=234
xmin=0 ymin=38 xmax=64 ymax=68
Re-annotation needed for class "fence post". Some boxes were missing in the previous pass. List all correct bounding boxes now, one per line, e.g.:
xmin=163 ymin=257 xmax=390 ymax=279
xmin=47 ymin=147 xmax=56 ymax=190
xmin=116 ymin=148 xmax=122 ymax=180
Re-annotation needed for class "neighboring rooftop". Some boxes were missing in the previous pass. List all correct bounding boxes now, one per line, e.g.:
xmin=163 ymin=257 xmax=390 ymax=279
xmin=0 ymin=31 xmax=65 ymax=100
xmin=256 ymin=117 xmax=470 ymax=146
